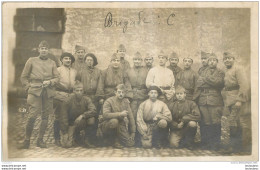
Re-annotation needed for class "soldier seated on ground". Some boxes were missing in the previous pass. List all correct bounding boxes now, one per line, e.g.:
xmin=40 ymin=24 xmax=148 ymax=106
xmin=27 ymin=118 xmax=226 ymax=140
xmin=169 ymin=86 xmax=200 ymax=150
xmin=59 ymin=81 xmax=97 ymax=148
xmin=136 ymin=86 xmax=172 ymax=149
xmin=96 ymin=84 xmax=136 ymax=148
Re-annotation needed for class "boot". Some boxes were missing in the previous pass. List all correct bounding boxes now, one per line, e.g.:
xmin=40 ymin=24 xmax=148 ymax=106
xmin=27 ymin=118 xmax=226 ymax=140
xmin=114 ymin=138 xmax=123 ymax=149
xmin=84 ymin=138 xmax=95 ymax=148
xmin=37 ymin=138 xmax=47 ymax=148
xmin=18 ymin=139 xmax=30 ymax=149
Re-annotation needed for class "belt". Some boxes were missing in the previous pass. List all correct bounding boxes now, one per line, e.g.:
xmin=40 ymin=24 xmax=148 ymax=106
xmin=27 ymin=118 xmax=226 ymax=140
xmin=225 ymin=86 xmax=240 ymax=91
xmin=56 ymin=88 xmax=73 ymax=93
xmin=200 ymin=88 xmax=218 ymax=93
xmin=159 ymin=86 xmax=171 ymax=90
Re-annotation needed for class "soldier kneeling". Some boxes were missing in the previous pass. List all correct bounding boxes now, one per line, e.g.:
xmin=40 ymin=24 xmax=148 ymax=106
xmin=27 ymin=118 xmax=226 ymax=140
xmin=136 ymin=86 xmax=172 ymax=148
xmin=59 ymin=81 xmax=97 ymax=148
xmin=97 ymin=84 xmax=136 ymax=148
xmin=169 ymin=86 xmax=201 ymax=149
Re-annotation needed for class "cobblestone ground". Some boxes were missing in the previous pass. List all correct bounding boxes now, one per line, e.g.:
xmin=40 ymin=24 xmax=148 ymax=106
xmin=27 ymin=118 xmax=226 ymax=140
xmin=7 ymin=98 xmax=242 ymax=159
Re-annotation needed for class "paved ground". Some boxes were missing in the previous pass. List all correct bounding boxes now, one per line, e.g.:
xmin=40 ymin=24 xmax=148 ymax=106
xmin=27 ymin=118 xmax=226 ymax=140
xmin=6 ymin=97 xmax=249 ymax=159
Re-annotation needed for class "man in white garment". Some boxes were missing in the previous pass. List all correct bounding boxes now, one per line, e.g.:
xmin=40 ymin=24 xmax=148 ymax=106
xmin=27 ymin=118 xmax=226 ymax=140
xmin=146 ymin=50 xmax=175 ymax=107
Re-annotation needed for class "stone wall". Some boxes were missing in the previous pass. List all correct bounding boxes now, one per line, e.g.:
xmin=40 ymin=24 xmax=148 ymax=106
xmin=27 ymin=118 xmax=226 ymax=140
xmin=62 ymin=8 xmax=250 ymax=73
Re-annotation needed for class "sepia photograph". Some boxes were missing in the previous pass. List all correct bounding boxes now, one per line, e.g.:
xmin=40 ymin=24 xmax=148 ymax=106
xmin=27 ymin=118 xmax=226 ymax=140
xmin=2 ymin=2 xmax=258 ymax=162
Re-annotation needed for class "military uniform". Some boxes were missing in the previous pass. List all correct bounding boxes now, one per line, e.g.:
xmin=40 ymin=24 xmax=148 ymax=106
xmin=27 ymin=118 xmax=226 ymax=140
xmin=20 ymin=52 xmax=59 ymax=147
xmin=222 ymin=62 xmax=251 ymax=153
xmin=167 ymin=65 xmax=182 ymax=83
xmin=101 ymin=65 xmax=130 ymax=100
xmin=59 ymin=94 xmax=96 ymax=148
xmin=125 ymin=66 xmax=148 ymax=119
xmin=169 ymin=100 xmax=200 ymax=148
xmin=196 ymin=64 xmax=224 ymax=150
xmin=176 ymin=68 xmax=198 ymax=100
xmin=72 ymin=60 xmax=87 ymax=77
xmin=99 ymin=96 xmax=136 ymax=147
xmin=137 ymin=99 xmax=172 ymax=148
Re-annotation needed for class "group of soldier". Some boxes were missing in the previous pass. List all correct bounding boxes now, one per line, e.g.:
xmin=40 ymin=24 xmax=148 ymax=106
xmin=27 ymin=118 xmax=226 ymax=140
xmin=19 ymin=40 xmax=251 ymax=154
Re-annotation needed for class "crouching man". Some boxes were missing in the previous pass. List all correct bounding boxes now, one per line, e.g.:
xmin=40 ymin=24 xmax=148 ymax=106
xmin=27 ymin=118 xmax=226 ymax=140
xmin=136 ymin=86 xmax=172 ymax=148
xmin=169 ymin=86 xmax=201 ymax=149
xmin=97 ymin=84 xmax=136 ymax=148
xmin=59 ymin=81 xmax=97 ymax=148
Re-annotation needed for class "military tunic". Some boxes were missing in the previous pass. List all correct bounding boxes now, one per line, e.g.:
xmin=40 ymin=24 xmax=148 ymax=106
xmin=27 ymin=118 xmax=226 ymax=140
xmin=176 ymin=68 xmax=198 ymax=100
xmin=100 ymin=96 xmax=136 ymax=146
xmin=125 ymin=66 xmax=148 ymax=119
xmin=167 ymin=65 xmax=182 ymax=84
xmin=72 ymin=59 xmax=88 ymax=78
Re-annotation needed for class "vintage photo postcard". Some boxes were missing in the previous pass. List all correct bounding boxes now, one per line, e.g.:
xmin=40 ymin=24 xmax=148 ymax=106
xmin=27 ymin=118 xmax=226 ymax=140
xmin=2 ymin=2 xmax=258 ymax=162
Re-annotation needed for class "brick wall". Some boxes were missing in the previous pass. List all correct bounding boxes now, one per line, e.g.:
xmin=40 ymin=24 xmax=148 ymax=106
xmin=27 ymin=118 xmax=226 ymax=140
xmin=62 ymin=8 xmax=250 ymax=73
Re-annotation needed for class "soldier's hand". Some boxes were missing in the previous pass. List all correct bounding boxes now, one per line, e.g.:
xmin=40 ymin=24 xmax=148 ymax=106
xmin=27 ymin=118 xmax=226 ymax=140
xmin=143 ymin=134 xmax=149 ymax=140
xmin=235 ymin=101 xmax=242 ymax=108
xmin=99 ymin=99 xmax=104 ymax=105
xmin=119 ymin=110 xmax=128 ymax=117
xmin=43 ymin=80 xmax=51 ymax=87
xmin=177 ymin=122 xmax=184 ymax=129
xmin=75 ymin=115 xmax=83 ymax=125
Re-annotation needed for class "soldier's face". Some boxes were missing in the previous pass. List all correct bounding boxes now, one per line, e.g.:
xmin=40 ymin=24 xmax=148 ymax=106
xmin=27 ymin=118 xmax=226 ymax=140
xmin=76 ymin=50 xmax=85 ymax=60
xmin=158 ymin=56 xmax=168 ymax=66
xmin=145 ymin=57 xmax=153 ymax=66
xmin=223 ymin=56 xmax=235 ymax=67
xmin=62 ymin=56 xmax=72 ymax=67
xmin=38 ymin=47 xmax=49 ymax=57
xmin=74 ymin=87 xmax=84 ymax=99
xmin=148 ymin=90 xmax=158 ymax=101
xmin=183 ymin=58 xmax=193 ymax=69
xmin=85 ymin=56 xmax=94 ymax=67
xmin=111 ymin=59 xmax=120 ymax=68
xmin=169 ymin=58 xmax=179 ymax=66
xmin=208 ymin=58 xmax=218 ymax=68
xmin=201 ymin=57 xmax=208 ymax=66
xmin=117 ymin=50 xmax=125 ymax=58
xmin=133 ymin=58 xmax=143 ymax=67
xmin=176 ymin=92 xmax=186 ymax=101
xmin=115 ymin=89 xmax=125 ymax=99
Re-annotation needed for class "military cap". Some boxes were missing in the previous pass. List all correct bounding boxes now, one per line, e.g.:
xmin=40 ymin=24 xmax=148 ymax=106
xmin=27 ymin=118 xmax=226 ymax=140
xmin=223 ymin=52 xmax=235 ymax=60
xmin=60 ymin=52 xmax=75 ymax=64
xmin=118 ymin=44 xmax=126 ymax=52
xmin=39 ymin=40 xmax=49 ymax=48
xmin=75 ymin=45 xmax=85 ymax=52
xmin=133 ymin=52 xmax=143 ymax=59
xmin=115 ymin=84 xmax=127 ymax=92
xmin=111 ymin=53 xmax=120 ymax=61
xmin=147 ymin=85 xmax=162 ymax=96
xmin=183 ymin=57 xmax=193 ymax=63
xmin=169 ymin=51 xmax=179 ymax=59
xmin=158 ymin=50 xmax=168 ymax=58
xmin=175 ymin=85 xmax=186 ymax=93
xmin=145 ymin=53 xmax=153 ymax=59
xmin=84 ymin=53 xmax=98 ymax=66
xmin=73 ymin=80 xmax=83 ymax=90
xmin=201 ymin=51 xmax=210 ymax=58
xmin=208 ymin=53 xmax=218 ymax=61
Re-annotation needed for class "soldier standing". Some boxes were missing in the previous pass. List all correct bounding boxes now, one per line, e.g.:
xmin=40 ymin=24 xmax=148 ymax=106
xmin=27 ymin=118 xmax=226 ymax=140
xmin=176 ymin=57 xmax=198 ymax=100
xmin=196 ymin=53 xmax=225 ymax=150
xmin=19 ymin=40 xmax=59 ymax=148
xmin=222 ymin=52 xmax=251 ymax=154
xmin=144 ymin=53 xmax=154 ymax=71
xmin=100 ymin=53 xmax=130 ymax=100
xmin=146 ymin=50 xmax=175 ymax=107
xmin=72 ymin=45 xmax=87 ymax=76
xmin=98 ymin=84 xmax=136 ymax=148
xmin=117 ymin=44 xmax=131 ymax=71
xmin=53 ymin=52 xmax=77 ymax=146
xmin=167 ymin=51 xmax=182 ymax=83
xmin=136 ymin=86 xmax=172 ymax=148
